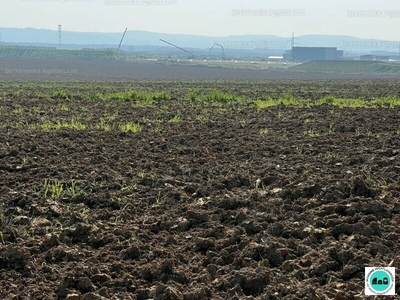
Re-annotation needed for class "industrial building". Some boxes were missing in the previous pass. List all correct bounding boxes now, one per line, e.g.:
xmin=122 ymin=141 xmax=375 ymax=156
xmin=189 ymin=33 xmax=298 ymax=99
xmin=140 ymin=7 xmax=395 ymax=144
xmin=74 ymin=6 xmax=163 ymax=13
xmin=284 ymin=47 xmax=343 ymax=62
xmin=360 ymin=54 xmax=390 ymax=61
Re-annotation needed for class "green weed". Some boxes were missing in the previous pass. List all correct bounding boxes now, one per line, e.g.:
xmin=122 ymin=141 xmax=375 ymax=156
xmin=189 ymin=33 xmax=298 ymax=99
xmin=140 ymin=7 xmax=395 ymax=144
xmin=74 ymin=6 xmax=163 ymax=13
xmin=303 ymin=128 xmax=320 ymax=137
xmin=52 ymin=90 xmax=69 ymax=100
xmin=0 ymin=232 xmax=4 ymax=245
xmin=96 ymin=118 xmax=114 ymax=131
xmin=119 ymin=122 xmax=142 ymax=133
xmin=188 ymin=91 xmax=197 ymax=102
xmin=203 ymin=90 xmax=241 ymax=103
xmin=255 ymin=98 xmax=277 ymax=109
xmin=22 ymin=156 xmax=28 ymax=165
xmin=106 ymin=91 xmax=170 ymax=102
xmin=169 ymin=115 xmax=182 ymax=123
xmin=152 ymin=91 xmax=171 ymax=101
xmin=295 ymin=146 xmax=303 ymax=155
xmin=43 ymin=179 xmax=63 ymax=199
xmin=195 ymin=115 xmax=208 ymax=123
xmin=59 ymin=104 xmax=69 ymax=111
xmin=12 ymin=108 xmax=23 ymax=114
xmin=68 ymin=179 xmax=78 ymax=197
xmin=279 ymin=91 xmax=300 ymax=106
xmin=41 ymin=118 xmax=86 ymax=130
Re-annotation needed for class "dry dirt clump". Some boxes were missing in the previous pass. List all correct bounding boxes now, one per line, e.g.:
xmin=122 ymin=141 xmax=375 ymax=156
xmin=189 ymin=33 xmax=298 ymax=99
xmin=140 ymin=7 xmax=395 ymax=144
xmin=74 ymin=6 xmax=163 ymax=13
xmin=0 ymin=80 xmax=399 ymax=299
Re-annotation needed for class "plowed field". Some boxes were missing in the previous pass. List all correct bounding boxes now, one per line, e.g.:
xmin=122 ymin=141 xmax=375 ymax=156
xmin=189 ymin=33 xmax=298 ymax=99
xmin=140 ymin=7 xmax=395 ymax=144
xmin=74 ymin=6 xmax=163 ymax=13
xmin=0 ymin=80 xmax=399 ymax=299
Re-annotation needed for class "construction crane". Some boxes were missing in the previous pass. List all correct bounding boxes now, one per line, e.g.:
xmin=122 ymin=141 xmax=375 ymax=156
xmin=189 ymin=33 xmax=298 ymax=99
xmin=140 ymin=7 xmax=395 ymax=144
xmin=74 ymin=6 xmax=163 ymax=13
xmin=288 ymin=31 xmax=300 ymax=50
xmin=285 ymin=31 xmax=300 ymax=61
xmin=210 ymin=43 xmax=225 ymax=60
xmin=117 ymin=28 xmax=128 ymax=55
xmin=159 ymin=39 xmax=195 ymax=58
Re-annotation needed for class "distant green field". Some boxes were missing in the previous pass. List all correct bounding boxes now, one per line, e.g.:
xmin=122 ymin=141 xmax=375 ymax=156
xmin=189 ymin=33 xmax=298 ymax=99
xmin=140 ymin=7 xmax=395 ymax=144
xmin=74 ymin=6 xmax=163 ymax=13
xmin=0 ymin=45 xmax=294 ymax=70
xmin=157 ymin=59 xmax=295 ymax=70
xmin=0 ymin=45 xmax=124 ymax=60
xmin=290 ymin=60 xmax=400 ymax=75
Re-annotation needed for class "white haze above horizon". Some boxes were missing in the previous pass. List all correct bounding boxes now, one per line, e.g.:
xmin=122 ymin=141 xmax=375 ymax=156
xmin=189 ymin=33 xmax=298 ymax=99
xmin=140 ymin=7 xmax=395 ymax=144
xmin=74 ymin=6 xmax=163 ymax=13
xmin=1 ymin=0 xmax=400 ymax=41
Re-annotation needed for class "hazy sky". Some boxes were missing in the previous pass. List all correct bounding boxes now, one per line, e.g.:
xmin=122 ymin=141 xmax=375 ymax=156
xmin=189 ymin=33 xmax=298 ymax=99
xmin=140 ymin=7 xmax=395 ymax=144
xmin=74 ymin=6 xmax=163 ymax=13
xmin=1 ymin=0 xmax=400 ymax=40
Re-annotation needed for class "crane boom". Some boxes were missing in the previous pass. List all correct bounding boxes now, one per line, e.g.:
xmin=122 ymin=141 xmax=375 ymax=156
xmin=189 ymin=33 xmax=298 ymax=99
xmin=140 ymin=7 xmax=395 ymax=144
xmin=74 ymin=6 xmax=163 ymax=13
xmin=159 ymin=39 xmax=195 ymax=58
xmin=210 ymin=43 xmax=225 ymax=59
xmin=117 ymin=28 xmax=128 ymax=54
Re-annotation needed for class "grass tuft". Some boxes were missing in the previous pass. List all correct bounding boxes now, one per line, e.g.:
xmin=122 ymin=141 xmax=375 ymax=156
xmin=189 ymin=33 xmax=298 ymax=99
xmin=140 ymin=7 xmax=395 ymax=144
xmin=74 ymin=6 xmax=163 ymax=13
xmin=119 ymin=122 xmax=142 ymax=133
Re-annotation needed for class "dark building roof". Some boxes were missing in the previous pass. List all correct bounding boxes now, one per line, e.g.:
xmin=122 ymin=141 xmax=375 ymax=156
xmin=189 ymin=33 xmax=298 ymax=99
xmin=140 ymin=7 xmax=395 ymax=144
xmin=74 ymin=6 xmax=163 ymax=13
xmin=291 ymin=47 xmax=343 ymax=62
xmin=360 ymin=54 xmax=389 ymax=61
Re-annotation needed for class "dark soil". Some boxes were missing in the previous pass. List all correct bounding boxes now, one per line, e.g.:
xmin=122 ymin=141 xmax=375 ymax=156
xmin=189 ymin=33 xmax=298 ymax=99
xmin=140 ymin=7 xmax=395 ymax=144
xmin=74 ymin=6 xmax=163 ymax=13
xmin=0 ymin=80 xmax=399 ymax=299
xmin=2 ymin=57 xmax=400 ymax=81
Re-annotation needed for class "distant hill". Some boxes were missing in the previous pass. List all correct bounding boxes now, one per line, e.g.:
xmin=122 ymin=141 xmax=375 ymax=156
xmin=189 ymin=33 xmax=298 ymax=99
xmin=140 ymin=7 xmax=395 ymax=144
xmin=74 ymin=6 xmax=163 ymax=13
xmin=289 ymin=61 xmax=400 ymax=75
xmin=0 ymin=27 xmax=399 ymax=54
xmin=0 ymin=28 xmax=286 ymax=49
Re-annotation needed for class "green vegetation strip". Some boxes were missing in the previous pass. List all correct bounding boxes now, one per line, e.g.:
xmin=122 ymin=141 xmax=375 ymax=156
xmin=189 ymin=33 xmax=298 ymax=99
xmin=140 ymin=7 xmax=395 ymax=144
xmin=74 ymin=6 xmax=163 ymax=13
xmin=290 ymin=61 xmax=400 ymax=75
xmin=1 ymin=87 xmax=399 ymax=132
xmin=256 ymin=94 xmax=400 ymax=109
xmin=0 ymin=46 xmax=117 ymax=60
